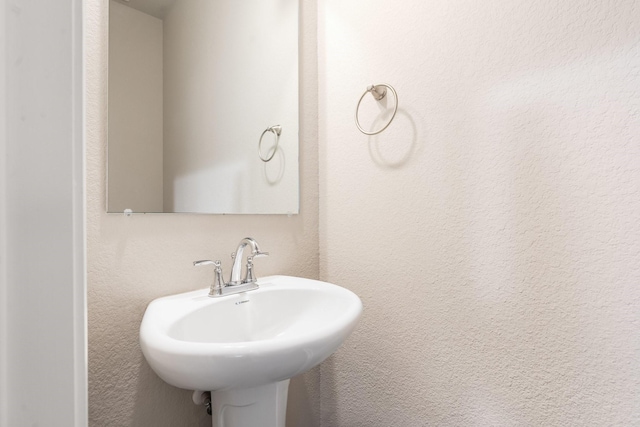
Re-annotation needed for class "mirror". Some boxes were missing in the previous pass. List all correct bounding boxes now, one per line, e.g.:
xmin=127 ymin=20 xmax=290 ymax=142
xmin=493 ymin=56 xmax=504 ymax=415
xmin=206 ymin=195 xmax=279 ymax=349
xmin=107 ymin=0 xmax=299 ymax=214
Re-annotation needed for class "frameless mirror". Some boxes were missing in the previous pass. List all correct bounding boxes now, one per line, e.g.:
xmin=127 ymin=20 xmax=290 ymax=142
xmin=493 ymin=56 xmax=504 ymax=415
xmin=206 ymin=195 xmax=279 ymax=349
xmin=107 ymin=0 xmax=299 ymax=214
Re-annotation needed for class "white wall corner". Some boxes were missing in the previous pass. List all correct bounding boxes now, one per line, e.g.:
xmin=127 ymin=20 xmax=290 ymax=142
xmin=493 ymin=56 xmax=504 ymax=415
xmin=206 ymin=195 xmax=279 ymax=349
xmin=0 ymin=0 xmax=86 ymax=425
xmin=0 ymin=1 xmax=8 ymax=425
xmin=73 ymin=0 xmax=88 ymax=424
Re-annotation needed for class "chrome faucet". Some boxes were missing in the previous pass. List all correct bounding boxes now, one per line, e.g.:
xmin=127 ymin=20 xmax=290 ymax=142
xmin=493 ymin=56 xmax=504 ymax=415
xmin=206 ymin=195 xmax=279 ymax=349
xmin=229 ymin=237 xmax=269 ymax=285
xmin=194 ymin=237 xmax=269 ymax=298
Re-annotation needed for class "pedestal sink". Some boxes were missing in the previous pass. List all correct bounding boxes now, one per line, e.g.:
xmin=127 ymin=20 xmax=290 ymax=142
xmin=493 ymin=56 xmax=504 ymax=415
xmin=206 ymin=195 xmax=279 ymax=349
xmin=139 ymin=275 xmax=362 ymax=427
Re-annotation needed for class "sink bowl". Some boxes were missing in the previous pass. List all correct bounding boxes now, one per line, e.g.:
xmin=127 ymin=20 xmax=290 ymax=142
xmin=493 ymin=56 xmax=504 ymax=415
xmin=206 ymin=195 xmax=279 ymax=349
xmin=139 ymin=275 xmax=362 ymax=392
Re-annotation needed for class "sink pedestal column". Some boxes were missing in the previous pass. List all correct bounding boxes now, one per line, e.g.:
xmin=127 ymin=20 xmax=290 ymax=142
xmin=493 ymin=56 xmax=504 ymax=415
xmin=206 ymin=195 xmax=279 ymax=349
xmin=210 ymin=379 xmax=290 ymax=427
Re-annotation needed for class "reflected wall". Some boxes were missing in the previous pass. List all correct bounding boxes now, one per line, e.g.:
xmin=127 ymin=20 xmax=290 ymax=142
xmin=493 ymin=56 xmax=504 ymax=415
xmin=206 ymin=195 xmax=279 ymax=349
xmin=108 ymin=0 xmax=299 ymax=214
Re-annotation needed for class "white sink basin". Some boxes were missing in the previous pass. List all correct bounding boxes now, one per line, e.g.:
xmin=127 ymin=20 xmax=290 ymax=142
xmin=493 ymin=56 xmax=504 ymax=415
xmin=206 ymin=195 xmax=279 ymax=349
xmin=139 ymin=275 xmax=362 ymax=392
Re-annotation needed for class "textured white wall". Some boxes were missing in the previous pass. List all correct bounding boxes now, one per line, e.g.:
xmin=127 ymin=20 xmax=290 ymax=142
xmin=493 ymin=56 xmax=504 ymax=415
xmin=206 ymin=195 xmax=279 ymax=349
xmin=319 ymin=0 xmax=640 ymax=425
xmin=1 ymin=0 xmax=86 ymax=425
xmin=108 ymin=1 xmax=164 ymax=212
xmin=86 ymin=0 xmax=318 ymax=425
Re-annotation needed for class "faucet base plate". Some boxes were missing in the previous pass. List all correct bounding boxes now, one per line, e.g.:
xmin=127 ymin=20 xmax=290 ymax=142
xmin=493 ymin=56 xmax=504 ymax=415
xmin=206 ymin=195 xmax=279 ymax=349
xmin=209 ymin=282 xmax=259 ymax=298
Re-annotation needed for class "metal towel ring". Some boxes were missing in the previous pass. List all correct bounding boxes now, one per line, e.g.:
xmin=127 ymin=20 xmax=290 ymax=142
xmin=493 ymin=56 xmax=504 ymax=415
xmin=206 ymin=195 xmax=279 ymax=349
xmin=258 ymin=125 xmax=281 ymax=162
xmin=355 ymin=83 xmax=398 ymax=135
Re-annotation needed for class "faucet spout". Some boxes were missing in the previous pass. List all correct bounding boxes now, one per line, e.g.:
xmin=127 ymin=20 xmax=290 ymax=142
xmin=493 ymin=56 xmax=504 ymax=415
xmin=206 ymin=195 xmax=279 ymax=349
xmin=229 ymin=237 xmax=269 ymax=285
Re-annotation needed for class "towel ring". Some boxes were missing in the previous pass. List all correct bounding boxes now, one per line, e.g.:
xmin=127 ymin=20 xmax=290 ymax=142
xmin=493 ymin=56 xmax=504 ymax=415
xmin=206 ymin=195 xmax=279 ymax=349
xmin=258 ymin=125 xmax=281 ymax=162
xmin=355 ymin=83 xmax=398 ymax=135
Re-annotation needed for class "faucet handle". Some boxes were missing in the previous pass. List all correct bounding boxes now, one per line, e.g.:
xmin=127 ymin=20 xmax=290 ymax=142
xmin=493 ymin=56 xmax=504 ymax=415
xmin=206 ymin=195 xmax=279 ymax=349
xmin=243 ymin=251 xmax=268 ymax=284
xmin=193 ymin=260 xmax=226 ymax=297
xmin=193 ymin=259 xmax=220 ymax=267
xmin=231 ymin=250 xmax=268 ymax=260
xmin=245 ymin=256 xmax=256 ymax=283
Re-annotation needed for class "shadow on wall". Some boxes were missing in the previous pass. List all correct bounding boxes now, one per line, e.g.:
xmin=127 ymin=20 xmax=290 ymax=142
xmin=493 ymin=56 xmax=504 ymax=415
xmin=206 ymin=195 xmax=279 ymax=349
xmin=262 ymin=145 xmax=286 ymax=186
xmin=130 ymin=354 xmax=320 ymax=427
xmin=286 ymin=368 xmax=321 ymax=427
xmin=367 ymin=109 xmax=419 ymax=169
xmin=132 ymin=356 xmax=211 ymax=427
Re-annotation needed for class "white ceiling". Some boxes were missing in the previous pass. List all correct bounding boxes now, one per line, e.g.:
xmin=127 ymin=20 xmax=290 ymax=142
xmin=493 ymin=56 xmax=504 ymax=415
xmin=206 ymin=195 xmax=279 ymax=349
xmin=113 ymin=0 xmax=178 ymax=19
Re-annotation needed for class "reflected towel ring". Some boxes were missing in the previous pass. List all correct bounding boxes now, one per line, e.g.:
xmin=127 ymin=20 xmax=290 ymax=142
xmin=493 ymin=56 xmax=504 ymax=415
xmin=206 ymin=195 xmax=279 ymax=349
xmin=258 ymin=125 xmax=281 ymax=162
xmin=355 ymin=83 xmax=398 ymax=135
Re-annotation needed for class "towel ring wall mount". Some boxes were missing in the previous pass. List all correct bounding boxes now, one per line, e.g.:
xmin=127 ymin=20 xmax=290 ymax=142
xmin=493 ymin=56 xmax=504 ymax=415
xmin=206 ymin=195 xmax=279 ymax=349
xmin=355 ymin=83 xmax=398 ymax=135
xmin=258 ymin=125 xmax=282 ymax=162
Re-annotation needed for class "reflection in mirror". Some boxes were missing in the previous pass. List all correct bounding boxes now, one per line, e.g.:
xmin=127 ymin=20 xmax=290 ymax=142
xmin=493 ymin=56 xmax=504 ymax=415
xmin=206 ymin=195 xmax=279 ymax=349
xmin=108 ymin=0 xmax=299 ymax=214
